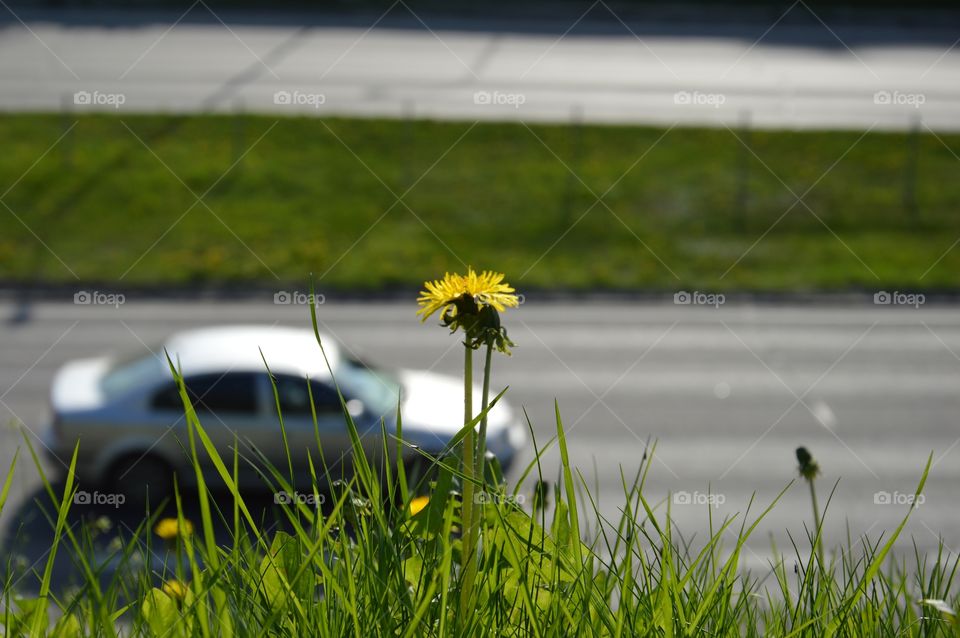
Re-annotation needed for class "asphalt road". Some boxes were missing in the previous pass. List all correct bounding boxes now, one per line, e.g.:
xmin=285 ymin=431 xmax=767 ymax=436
xmin=1 ymin=8 xmax=959 ymax=129
xmin=1 ymin=298 xmax=958 ymax=583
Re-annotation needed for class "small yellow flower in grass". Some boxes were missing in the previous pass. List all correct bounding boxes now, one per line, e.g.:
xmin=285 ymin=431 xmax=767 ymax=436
xmin=417 ymin=268 xmax=519 ymax=321
xmin=161 ymin=579 xmax=189 ymax=600
xmin=154 ymin=517 xmax=194 ymax=540
xmin=409 ymin=495 xmax=430 ymax=516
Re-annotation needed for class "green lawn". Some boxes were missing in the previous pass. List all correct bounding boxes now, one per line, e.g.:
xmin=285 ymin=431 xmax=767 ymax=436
xmin=2 ymin=114 xmax=959 ymax=292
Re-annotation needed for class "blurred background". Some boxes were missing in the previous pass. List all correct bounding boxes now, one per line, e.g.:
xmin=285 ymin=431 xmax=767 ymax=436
xmin=1 ymin=0 xmax=959 ymax=589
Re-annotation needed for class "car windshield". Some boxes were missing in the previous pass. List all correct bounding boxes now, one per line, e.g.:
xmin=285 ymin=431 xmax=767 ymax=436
xmin=335 ymin=358 xmax=401 ymax=415
xmin=101 ymin=352 xmax=165 ymax=400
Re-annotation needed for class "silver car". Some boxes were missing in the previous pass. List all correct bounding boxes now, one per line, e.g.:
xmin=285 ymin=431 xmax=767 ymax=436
xmin=45 ymin=325 xmax=526 ymax=496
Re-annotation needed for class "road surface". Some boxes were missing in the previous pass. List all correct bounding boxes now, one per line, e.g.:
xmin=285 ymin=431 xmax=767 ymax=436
xmin=1 ymin=297 xmax=958 ymax=586
xmin=1 ymin=7 xmax=959 ymax=129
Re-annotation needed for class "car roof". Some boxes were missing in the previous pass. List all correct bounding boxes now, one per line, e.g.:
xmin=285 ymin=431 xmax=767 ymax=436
xmin=163 ymin=325 xmax=339 ymax=379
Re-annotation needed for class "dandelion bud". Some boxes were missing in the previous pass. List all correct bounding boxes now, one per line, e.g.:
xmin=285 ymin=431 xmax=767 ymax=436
xmin=795 ymin=446 xmax=820 ymax=481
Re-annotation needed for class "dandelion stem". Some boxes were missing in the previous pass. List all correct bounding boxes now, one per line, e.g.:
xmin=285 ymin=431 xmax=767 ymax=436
xmin=796 ymin=446 xmax=824 ymax=569
xmin=808 ymin=479 xmax=824 ymax=567
xmin=462 ymin=341 xmax=493 ymax=622
xmin=459 ymin=344 xmax=477 ymax=618
xmin=475 ymin=342 xmax=494 ymax=482
xmin=463 ymin=345 xmax=473 ymax=436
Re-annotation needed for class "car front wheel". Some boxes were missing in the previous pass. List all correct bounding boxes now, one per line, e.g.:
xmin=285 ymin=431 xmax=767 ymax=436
xmin=104 ymin=454 xmax=175 ymax=507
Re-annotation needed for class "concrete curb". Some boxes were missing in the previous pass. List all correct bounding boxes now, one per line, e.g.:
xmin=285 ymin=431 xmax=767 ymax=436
xmin=3 ymin=284 xmax=960 ymax=306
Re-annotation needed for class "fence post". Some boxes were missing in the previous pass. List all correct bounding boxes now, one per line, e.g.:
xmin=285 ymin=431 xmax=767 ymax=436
xmin=903 ymin=114 xmax=920 ymax=218
xmin=232 ymin=98 xmax=246 ymax=165
xmin=735 ymin=108 xmax=752 ymax=231
xmin=61 ymin=92 xmax=73 ymax=168
xmin=561 ymin=104 xmax=584 ymax=226
xmin=403 ymin=99 xmax=415 ymax=191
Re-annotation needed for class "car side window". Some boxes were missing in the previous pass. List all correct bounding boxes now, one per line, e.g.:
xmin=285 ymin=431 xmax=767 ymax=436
xmin=273 ymin=374 xmax=341 ymax=415
xmin=151 ymin=373 xmax=259 ymax=415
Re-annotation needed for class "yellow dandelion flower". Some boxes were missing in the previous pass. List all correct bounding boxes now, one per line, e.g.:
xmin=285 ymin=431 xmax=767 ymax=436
xmin=417 ymin=272 xmax=464 ymax=321
xmin=154 ymin=517 xmax=194 ymax=540
xmin=161 ymin=579 xmax=189 ymax=600
xmin=409 ymin=495 xmax=430 ymax=516
xmin=417 ymin=267 xmax=519 ymax=321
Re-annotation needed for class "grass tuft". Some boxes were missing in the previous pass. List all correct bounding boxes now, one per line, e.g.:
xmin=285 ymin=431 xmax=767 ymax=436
xmin=0 ymin=317 xmax=953 ymax=636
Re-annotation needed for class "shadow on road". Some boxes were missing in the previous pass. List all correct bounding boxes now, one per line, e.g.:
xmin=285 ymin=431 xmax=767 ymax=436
xmin=0 ymin=482 xmax=299 ymax=595
xmin=2 ymin=3 xmax=958 ymax=47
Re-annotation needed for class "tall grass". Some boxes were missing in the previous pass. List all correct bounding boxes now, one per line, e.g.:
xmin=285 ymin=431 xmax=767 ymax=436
xmin=0 ymin=326 xmax=956 ymax=636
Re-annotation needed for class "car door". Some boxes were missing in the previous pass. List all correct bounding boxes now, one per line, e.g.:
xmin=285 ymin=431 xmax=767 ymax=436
xmin=151 ymin=372 xmax=271 ymax=477
xmin=270 ymin=373 xmax=354 ymax=478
